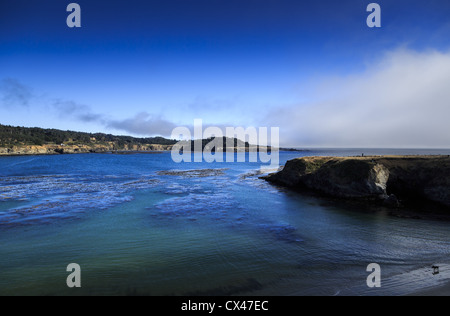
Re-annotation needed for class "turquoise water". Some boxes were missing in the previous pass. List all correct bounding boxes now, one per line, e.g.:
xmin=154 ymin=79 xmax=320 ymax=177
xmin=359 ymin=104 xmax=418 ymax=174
xmin=0 ymin=150 xmax=450 ymax=296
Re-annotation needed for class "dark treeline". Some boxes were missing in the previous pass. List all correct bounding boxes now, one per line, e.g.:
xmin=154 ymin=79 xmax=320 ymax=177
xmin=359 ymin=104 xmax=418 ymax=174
xmin=190 ymin=137 xmax=250 ymax=150
xmin=0 ymin=124 xmax=177 ymax=148
xmin=177 ymin=137 xmax=270 ymax=152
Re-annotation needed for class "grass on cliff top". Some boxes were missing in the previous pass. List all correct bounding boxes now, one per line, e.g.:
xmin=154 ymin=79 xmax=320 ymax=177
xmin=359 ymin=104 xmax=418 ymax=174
xmin=291 ymin=155 xmax=450 ymax=175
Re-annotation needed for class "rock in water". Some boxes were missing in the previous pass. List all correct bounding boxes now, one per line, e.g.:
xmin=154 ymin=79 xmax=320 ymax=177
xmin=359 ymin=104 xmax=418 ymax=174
xmin=263 ymin=156 xmax=450 ymax=209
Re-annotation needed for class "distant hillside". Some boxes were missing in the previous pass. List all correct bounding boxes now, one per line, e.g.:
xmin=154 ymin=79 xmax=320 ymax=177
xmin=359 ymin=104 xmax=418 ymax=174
xmin=0 ymin=124 xmax=177 ymax=148
xmin=0 ymin=124 xmax=271 ymax=156
xmin=182 ymin=137 xmax=251 ymax=152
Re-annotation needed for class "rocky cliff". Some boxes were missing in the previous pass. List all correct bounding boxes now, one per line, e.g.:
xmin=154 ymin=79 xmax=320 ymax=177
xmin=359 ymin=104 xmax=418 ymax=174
xmin=0 ymin=144 xmax=173 ymax=156
xmin=263 ymin=156 xmax=450 ymax=209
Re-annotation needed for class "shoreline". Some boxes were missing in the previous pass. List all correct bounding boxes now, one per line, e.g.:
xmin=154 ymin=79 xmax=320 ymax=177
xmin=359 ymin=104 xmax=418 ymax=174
xmin=0 ymin=147 xmax=307 ymax=157
xmin=0 ymin=150 xmax=171 ymax=157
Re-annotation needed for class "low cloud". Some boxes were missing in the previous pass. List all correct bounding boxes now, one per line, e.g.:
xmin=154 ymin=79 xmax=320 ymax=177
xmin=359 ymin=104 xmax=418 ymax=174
xmin=106 ymin=112 xmax=178 ymax=137
xmin=0 ymin=78 xmax=230 ymax=138
xmin=0 ymin=78 xmax=33 ymax=107
xmin=52 ymin=101 xmax=177 ymax=137
xmin=264 ymin=49 xmax=450 ymax=148
xmin=52 ymin=99 xmax=106 ymax=123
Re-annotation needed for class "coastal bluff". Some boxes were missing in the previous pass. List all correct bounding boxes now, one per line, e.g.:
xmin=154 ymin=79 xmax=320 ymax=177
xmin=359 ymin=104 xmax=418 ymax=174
xmin=0 ymin=144 xmax=173 ymax=156
xmin=263 ymin=156 xmax=450 ymax=209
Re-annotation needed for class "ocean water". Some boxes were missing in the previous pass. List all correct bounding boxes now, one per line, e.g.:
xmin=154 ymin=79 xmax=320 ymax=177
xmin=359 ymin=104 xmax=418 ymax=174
xmin=0 ymin=149 xmax=449 ymax=296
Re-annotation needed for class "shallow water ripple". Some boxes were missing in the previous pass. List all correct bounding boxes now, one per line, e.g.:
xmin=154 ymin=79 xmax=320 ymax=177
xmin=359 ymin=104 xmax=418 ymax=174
xmin=0 ymin=174 xmax=159 ymax=226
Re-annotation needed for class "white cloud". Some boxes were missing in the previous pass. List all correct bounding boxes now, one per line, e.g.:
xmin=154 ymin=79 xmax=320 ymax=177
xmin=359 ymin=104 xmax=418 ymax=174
xmin=106 ymin=112 xmax=178 ymax=137
xmin=264 ymin=49 xmax=450 ymax=148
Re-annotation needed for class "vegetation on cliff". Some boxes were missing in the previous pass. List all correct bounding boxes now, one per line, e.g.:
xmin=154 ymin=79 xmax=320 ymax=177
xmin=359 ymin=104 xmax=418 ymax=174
xmin=0 ymin=124 xmax=176 ymax=148
xmin=0 ymin=124 xmax=264 ymax=155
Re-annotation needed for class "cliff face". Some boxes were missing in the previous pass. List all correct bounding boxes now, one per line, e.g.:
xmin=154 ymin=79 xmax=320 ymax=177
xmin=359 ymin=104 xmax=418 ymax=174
xmin=264 ymin=156 xmax=450 ymax=208
xmin=0 ymin=144 xmax=173 ymax=156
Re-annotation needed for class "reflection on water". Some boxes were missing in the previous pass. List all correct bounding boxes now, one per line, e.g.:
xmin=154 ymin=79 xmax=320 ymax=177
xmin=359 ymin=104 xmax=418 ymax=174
xmin=0 ymin=150 xmax=449 ymax=295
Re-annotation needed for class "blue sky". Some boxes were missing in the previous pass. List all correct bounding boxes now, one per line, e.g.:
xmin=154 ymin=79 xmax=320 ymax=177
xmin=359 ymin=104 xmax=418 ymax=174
xmin=1 ymin=0 xmax=450 ymax=147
